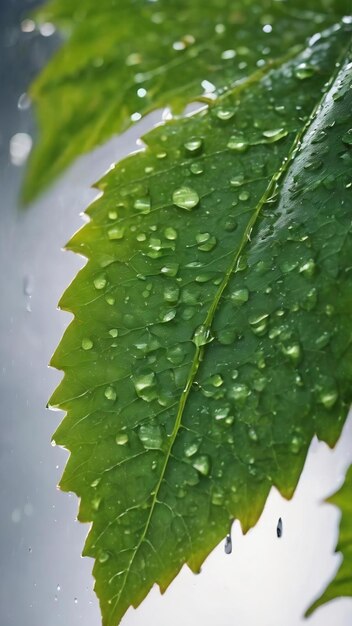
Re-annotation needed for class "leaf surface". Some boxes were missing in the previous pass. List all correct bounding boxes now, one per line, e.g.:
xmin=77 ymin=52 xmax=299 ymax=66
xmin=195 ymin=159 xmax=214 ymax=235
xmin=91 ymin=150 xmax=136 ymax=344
xmin=50 ymin=23 xmax=352 ymax=626
xmin=307 ymin=463 xmax=352 ymax=615
xmin=24 ymin=0 xmax=349 ymax=200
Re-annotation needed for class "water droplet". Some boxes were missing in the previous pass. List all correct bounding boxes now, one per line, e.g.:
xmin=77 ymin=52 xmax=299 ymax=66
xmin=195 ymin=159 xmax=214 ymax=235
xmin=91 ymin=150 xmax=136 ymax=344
xmin=230 ymin=174 xmax=245 ymax=187
xmin=230 ymin=288 xmax=249 ymax=305
xmin=161 ymin=263 xmax=179 ymax=277
xmin=190 ymin=162 xmax=204 ymax=175
xmin=215 ymin=107 xmax=235 ymax=121
xmin=192 ymin=454 xmax=211 ymax=476
xmin=116 ymin=432 xmax=129 ymax=445
xmin=163 ymin=285 xmax=180 ymax=303
xmin=134 ymin=197 xmax=151 ymax=213
xmin=98 ymin=551 xmax=110 ymax=563
xmin=192 ymin=325 xmax=213 ymax=347
xmin=196 ymin=232 xmax=217 ymax=251
xmin=104 ymin=386 xmax=117 ymax=401
xmin=262 ymin=128 xmax=287 ymax=142
xmin=9 ymin=132 xmax=32 ymax=166
xmin=184 ymin=137 xmax=203 ymax=156
xmin=239 ymin=190 xmax=250 ymax=202
xmin=164 ymin=227 xmax=178 ymax=240
xmin=227 ymin=136 xmax=248 ymax=152
xmin=342 ymin=129 xmax=352 ymax=145
xmin=229 ymin=383 xmax=249 ymax=402
xmin=108 ymin=226 xmax=124 ymax=240
xmin=138 ymin=422 xmax=163 ymax=449
xmin=319 ymin=389 xmax=338 ymax=409
xmin=281 ymin=343 xmax=302 ymax=365
xmin=276 ymin=517 xmax=283 ymax=538
xmin=172 ymin=186 xmax=199 ymax=210
xmin=221 ymin=49 xmax=236 ymax=60
xmin=295 ymin=63 xmax=315 ymax=80
xmin=18 ymin=92 xmax=31 ymax=110
xmin=133 ymin=371 xmax=157 ymax=402
xmin=184 ymin=440 xmax=200 ymax=458
xmin=74 ymin=597 xmax=78 ymax=605
xmin=211 ymin=488 xmax=224 ymax=505
xmin=109 ymin=328 xmax=118 ymax=338
xmin=224 ymin=534 xmax=232 ymax=554
xmin=248 ymin=427 xmax=258 ymax=442
xmin=94 ymin=275 xmax=107 ymax=290
xmin=290 ymin=434 xmax=303 ymax=454
xmin=81 ymin=338 xmax=93 ymax=350
xmin=57 ymin=585 xmax=61 ymax=592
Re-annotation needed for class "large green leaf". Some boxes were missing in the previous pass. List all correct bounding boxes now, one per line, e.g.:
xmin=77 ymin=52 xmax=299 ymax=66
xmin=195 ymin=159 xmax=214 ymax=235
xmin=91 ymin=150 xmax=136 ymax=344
xmin=24 ymin=0 xmax=350 ymax=200
xmin=50 ymin=21 xmax=352 ymax=625
xmin=307 ymin=463 xmax=352 ymax=615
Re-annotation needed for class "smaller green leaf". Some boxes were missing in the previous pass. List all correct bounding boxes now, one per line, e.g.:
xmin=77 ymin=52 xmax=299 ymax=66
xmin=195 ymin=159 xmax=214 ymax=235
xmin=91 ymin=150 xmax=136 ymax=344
xmin=306 ymin=463 xmax=352 ymax=615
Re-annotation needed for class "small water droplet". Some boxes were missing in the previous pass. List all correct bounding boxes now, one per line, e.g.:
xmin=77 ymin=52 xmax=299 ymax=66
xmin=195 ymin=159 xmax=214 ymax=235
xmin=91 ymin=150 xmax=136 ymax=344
xmin=184 ymin=137 xmax=203 ymax=156
xmin=227 ymin=136 xmax=248 ymax=152
xmin=276 ymin=517 xmax=283 ymax=538
xmin=319 ymin=389 xmax=338 ymax=409
xmin=164 ymin=227 xmax=178 ymax=240
xmin=342 ymin=129 xmax=352 ymax=145
xmin=295 ymin=63 xmax=315 ymax=79
xmin=192 ymin=454 xmax=211 ymax=476
xmin=224 ymin=534 xmax=232 ymax=554
xmin=81 ymin=337 xmax=93 ymax=350
xmin=262 ymin=128 xmax=287 ymax=141
xmin=104 ymin=386 xmax=117 ymax=401
xmin=134 ymin=197 xmax=151 ymax=213
xmin=98 ymin=551 xmax=110 ymax=563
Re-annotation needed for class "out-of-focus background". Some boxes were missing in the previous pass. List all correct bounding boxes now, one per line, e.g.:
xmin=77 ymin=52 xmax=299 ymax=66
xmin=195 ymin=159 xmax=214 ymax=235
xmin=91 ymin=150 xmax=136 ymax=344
xmin=1 ymin=2 xmax=352 ymax=625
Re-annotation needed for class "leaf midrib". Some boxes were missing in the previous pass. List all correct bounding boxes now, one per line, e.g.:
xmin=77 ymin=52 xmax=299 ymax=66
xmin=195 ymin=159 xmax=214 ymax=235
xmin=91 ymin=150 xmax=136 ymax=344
xmin=106 ymin=36 xmax=351 ymax=626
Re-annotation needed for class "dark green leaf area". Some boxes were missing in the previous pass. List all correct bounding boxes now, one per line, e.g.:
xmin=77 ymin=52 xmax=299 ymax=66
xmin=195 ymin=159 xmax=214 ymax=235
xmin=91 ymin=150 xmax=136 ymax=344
xmin=307 ymin=464 xmax=352 ymax=614
xmin=50 ymin=26 xmax=352 ymax=626
xmin=24 ymin=0 xmax=351 ymax=199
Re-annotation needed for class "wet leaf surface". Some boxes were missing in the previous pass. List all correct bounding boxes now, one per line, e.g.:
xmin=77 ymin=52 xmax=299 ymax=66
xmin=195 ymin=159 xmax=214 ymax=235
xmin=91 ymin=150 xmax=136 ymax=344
xmin=24 ymin=0 xmax=350 ymax=200
xmin=49 ymin=20 xmax=352 ymax=625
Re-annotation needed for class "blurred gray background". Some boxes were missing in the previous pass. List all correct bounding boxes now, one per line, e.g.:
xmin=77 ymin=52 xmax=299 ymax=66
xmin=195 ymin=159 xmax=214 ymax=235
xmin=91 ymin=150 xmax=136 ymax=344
xmin=1 ymin=2 xmax=352 ymax=625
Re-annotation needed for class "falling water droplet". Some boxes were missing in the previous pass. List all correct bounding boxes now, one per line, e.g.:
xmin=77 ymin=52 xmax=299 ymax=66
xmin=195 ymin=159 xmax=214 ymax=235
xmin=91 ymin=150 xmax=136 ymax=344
xmin=224 ymin=534 xmax=232 ymax=554
xmin=277 ymin=517 xmax=283 ymax=538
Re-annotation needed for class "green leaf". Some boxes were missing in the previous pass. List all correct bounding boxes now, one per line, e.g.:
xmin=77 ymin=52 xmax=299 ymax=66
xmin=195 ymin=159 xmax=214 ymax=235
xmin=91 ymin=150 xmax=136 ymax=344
xmin=24 ymin=0 xmax=349 ymax=201
xmin=306 ymin=463 xmax=352 ymax=615
xmin=50 ymin=22 xmax=352 ymax=625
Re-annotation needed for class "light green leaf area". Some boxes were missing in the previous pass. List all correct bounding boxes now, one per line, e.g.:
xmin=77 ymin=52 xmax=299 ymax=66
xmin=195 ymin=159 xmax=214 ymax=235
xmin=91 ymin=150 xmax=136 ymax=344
xmin=50 ymin=24 xmax=352 ymax=626
xmin=24 ymin=0 xmax=349 ymax=201
xmin=307 ymin=463 xmax=352 ymax=615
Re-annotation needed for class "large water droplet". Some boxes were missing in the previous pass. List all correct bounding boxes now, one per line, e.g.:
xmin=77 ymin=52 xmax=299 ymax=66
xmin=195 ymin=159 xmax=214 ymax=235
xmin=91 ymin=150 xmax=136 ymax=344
xmin=94 ymin=275 xmax=107 ymax=290
xmin=138 ymin=422 xmax=163 ymax=449
xmin=172 ymin=186 xmax=200 ymax=210
xmin=108 ymin=226 xmax=125 ymax=240
xmin=192 ymin=325 xmax=213 ymax=347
